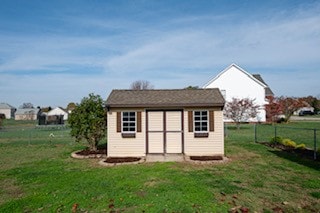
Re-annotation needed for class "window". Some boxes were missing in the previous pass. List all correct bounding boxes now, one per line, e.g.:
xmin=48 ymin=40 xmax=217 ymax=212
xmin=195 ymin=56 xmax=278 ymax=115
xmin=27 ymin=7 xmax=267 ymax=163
xmin=194 ymin=111 xmax=208 ymax=132
xmin=122 ymin=112 xmax=136 ymax=132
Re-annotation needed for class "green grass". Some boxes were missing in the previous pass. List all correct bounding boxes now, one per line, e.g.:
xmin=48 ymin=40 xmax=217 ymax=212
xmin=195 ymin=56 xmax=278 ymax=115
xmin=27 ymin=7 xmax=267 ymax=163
xmin=0 ymin=121 xmax=319 ymax=212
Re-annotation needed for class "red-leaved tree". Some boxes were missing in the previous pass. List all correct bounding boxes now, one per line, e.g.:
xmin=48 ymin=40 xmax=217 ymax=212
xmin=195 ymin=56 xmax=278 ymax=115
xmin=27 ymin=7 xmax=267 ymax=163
xmin=224 ymin=98 xmax=259 ymax=130
xmin=265 ymin=96 xmax=306 ymax=123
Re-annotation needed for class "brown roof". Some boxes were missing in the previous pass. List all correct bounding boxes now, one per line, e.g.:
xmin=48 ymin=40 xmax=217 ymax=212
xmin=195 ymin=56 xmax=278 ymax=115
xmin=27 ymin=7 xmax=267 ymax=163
xmin=106 ymin=89 xmax=225 ymax=108
xmin=252 ymin=74 xmax=274 ymax=96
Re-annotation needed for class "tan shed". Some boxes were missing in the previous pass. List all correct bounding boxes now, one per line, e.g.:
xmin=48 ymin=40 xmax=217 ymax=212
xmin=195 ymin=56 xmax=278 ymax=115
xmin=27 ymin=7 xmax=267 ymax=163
xmin=105 ymin=89 xmax=225 ymax=159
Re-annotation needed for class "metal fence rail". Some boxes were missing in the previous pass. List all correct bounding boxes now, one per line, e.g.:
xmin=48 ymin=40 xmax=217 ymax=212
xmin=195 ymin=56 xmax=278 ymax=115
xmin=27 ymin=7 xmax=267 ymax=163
xmin=254 ymin=124 xmax=318 ymax=160
xmin=0 ymin=125 xmax=72 ymax=145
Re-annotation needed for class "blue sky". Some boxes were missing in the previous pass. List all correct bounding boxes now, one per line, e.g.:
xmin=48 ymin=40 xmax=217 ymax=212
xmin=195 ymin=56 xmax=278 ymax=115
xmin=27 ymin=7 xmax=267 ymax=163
xmin=0 ymin=0 xmax=319 ymax=108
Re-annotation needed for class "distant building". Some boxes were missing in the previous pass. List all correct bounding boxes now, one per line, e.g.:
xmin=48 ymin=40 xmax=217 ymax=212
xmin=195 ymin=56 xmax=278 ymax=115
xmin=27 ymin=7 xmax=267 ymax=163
xmin=47 ymin=107 xmax=69 ymax=120
xmin=0 ymin=103 xmax=16 ymax=119
xmin=15 ymin=108 xmax=39 ymax=120
xmin=203 ymin=63 xmax=274 ymax=122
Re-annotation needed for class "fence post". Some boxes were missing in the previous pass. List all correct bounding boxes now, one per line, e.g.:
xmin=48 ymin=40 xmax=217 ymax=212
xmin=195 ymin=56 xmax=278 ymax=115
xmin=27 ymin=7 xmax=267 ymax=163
xmin=274 ymin=126 xmax=277 ymax=139
xmin=254 ymin=124 xmax=257 ymax=143
xmin=314 ymin=129 xmax=317 ymax=160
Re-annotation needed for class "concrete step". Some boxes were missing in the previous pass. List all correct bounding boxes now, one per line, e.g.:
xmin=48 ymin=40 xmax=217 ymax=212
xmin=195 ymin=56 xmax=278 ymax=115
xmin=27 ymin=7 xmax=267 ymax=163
xmin=146 ymin=154 xmax=185 ymax=162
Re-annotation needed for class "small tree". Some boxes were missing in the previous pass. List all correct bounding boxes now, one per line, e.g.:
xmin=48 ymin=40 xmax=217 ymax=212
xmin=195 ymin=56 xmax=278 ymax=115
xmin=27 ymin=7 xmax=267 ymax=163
xmin=224 ymin=98 xmax=259 ymax=130
xmin=130 ymin=80 xmax=154 ymax=90
xmin=66 ymin=102 xmax=76 ymax=112
xmin=265 ymin=96 xmax=282 ymax=123
xmin=266 ymin=96 xmax=306 ymax=123
xmin=68 ymin=93 xmax=106 ymax=151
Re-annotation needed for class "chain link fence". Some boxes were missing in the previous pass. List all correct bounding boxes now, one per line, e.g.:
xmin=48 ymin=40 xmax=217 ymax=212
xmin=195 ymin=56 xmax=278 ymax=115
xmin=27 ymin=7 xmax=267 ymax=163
xmin=254 ymin=124 xmax=318 ymax=160
xmin=0 ymin=124 xmax=72 ymax=146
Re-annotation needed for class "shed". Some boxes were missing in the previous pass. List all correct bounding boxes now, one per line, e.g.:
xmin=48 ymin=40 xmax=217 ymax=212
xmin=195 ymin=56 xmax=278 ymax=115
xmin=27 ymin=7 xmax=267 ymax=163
xmin=47 ymin=107 xmax=69 ymax=120
xmin=105 ymin=89 xmax=225 ymax=158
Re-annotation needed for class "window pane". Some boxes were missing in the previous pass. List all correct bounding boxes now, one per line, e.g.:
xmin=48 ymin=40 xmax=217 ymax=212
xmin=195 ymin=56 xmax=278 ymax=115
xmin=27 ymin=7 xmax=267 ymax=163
xmin=129 ymin=117 xmax=135 ymax=121
xmin=194 ymin=111 xmax=200 ymax=116
xmin=123 ymin=112 xmax=128 ymax=117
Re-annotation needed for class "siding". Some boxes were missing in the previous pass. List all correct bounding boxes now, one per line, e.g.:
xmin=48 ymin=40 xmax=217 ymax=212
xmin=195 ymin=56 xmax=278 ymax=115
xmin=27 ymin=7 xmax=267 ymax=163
xmin=184 ymin=108 xmax=224 ymax=156
xmin=204 ymin=65 xmax=267 ymax=122
xmin=107 ymin=107 xmax=224 ymax=157
xmin=107 ymin=108 xmax=145 ymax=157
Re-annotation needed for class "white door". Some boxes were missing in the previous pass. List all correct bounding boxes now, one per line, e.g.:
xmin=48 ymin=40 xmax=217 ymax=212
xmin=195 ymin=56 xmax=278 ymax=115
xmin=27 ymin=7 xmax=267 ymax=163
xmin=147 ymin=111 xmax=164 ymax=153
xmin=166 ymin=111 xmax=182 ymax=153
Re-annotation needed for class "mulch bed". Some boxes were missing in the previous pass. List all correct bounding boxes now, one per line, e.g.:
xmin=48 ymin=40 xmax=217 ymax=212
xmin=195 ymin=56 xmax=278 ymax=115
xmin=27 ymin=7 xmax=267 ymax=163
xmin=260 ymin=142 xmax=319 ymax=161
xmin=104 ymin=157 xmax=141 ymax=163
xmin=76 ymin=148 xmax=106 ymax=155
xmin=190 ymin=156 xmax=224 ymax=161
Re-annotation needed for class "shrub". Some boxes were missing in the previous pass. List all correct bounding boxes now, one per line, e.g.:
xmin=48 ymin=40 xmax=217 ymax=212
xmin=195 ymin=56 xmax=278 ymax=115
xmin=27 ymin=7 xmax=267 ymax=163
xmin=281 ymin=138 xmax=297 ymax=148
xmin=270 ymin=136 xmax=283 ymax=144
xmin=296 ymin=143 xmax=306 ymax=150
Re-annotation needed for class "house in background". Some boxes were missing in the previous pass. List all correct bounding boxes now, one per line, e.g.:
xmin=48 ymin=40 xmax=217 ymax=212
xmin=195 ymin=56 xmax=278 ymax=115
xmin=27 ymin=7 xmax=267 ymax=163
xmin=0 ymin=103 xmax=16 ymax=119
xmin=106 ymin=89 xmax=225 ymax=159
xmin=203 ymin=63 xmax=274 ymax=122
xmin=47 ymin=107 xmax=69 ymax=120
xmin=15 ymin=108 xmax=39 ymax=120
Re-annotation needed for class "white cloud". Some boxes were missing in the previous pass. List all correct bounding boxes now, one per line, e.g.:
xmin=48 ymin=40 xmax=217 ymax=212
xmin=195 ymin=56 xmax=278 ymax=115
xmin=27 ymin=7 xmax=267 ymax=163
xmin=1 ymin=1 xmax=319 ymax=107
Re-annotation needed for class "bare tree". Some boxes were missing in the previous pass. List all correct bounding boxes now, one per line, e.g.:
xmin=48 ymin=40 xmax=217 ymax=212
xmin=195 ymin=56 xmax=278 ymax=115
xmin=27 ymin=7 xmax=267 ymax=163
xmin=20 ymin=102 xmax=34 ymax=109
xmin=184 ymin=86 xmax=199 ymax=89
xmin=224 ymin=98 xmax=259 ymax=130
xmin=130 ymin=80 xmax=154 ymax=90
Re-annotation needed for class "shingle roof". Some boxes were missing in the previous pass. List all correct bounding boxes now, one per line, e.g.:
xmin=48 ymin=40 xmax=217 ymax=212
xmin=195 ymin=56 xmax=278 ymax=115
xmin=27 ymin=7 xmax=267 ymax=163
xmin=106 ymin=89 xmax=225 ymax=108
xmin=15 ymin=108 xmax=39 ymax=115
xmin=252 ymin=74 xmax=274 ymax=96
xmin=0 ymin=103 xmax=16 ymax=109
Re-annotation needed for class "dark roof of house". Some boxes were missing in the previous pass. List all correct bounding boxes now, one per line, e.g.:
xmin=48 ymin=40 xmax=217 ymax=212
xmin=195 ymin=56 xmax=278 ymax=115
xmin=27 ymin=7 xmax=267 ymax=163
xmin=106 ymin=89 xmax=225 ymax=108
xmin=252 ymin=74 xmax=274 ymax=96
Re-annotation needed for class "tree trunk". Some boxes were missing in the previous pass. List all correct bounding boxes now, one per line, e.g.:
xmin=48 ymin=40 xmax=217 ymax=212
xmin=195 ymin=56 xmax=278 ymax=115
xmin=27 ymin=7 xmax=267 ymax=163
xmin=89 ymin=138 xmax=98 ymax=152
xmin=236 ymin=122 xmax=241 ymax=130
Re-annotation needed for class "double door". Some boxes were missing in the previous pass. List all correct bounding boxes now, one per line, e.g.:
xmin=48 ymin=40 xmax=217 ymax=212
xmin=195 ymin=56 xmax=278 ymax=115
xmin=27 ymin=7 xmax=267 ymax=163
xmin=147 ymin=110 xmax=183 ymax=154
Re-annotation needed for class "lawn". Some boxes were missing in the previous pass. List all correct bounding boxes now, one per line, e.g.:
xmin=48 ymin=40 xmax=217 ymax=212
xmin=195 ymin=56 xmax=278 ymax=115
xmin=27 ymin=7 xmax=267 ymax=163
xmin=0 ymin=120 xmax=319 ymax=212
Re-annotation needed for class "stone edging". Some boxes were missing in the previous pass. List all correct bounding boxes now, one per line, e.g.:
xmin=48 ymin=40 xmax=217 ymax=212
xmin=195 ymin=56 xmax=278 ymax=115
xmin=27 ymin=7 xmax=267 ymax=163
xmin=71 ymin=150 xmax=107 ymax=159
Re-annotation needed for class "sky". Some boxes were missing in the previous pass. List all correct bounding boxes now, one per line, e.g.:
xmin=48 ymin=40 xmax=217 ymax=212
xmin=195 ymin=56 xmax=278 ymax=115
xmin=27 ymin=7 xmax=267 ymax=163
xmin=0 ymin=0 xmax=319 ymax=108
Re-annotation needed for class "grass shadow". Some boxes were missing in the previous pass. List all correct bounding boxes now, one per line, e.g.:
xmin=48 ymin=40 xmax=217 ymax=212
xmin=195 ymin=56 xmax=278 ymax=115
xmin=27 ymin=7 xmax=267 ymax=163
xmin=268 ymin=150 xmax=320 ymax=171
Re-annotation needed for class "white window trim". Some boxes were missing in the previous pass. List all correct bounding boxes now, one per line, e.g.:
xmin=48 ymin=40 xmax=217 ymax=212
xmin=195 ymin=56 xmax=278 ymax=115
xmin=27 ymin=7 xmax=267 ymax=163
xmin=193 ymin=110 xmax=209 ymax=133
xmin=121 ymin=111 xmax=136 ymax=133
